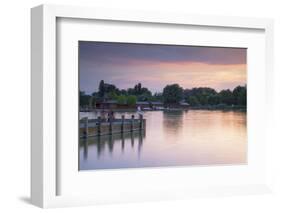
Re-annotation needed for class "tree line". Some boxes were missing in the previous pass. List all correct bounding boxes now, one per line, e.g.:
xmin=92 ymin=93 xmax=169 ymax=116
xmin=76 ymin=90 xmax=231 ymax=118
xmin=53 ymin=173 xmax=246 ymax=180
xmin=184 ymin=86 xmax=246 ymax=106
xmin=80 ymin=80 xmax=246 ymax=108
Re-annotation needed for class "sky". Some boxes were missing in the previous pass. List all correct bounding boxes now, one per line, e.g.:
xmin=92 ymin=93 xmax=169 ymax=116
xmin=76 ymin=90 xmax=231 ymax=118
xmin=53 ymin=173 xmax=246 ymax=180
xmin=79 ymin=41 xmax=246 ymax=94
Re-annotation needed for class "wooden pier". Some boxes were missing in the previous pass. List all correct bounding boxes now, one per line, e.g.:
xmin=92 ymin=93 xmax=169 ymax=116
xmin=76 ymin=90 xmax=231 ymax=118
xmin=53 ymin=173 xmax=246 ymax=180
xmin=79 ymin=114 xmax=146 ymax=138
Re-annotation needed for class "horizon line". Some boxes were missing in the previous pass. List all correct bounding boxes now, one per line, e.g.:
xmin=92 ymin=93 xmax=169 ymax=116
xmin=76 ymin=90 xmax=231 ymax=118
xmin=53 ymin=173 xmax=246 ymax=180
xmin=81 ymin=83 xmax=247 ymax=96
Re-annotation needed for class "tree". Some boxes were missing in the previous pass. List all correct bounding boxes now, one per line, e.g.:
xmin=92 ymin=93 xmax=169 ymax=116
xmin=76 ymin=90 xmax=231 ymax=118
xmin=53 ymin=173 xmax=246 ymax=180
xmin=127 ymin=88 xmax=135 ymax=95
xmin=117 ymin=95 xmax=127 ymax=105
xmin=134 ymin=83 xmax=142 ymax=95
xmin=187 ymin=95 xmax=200 ymax=106
xmin=208 ymin=94 xmax=221 ymax=105
xmin=105 ymin=83 xmax=119 ymax=94
xmin=120 ymin=89 xmax=128 ymax=96
xmin=128 ymin=83 xmax=152 ymax=99
xmin=89 ymin=96 xmax=97 ymax=109
xmin=108 ymin=91 xmax=118 ymax=100
xmin=127 ymin=95 xmax=137 ymax=106
xmin=98 ymin=80 xmax=105 ymax=98
xmin=153 ymin=92 xmax=163 ymax=102
xmin=233 ymin=86 xmax=246 ymax=105
xmin=183 ymin=87 xmax=217 ymax=105
xmin=219 ymin=89 xmax=234 ymax=105
xmin=140 ymin=87 xmax=152 ymax=96
xmin=198 ymin=94 xmax=209 ymax=105
xmin=79 ymin=91 xmax=91 ymax=107
xmin=137 ymin=83 xmax=142 ymax=94
xmin=162 ymin=84 xmax=183 ymax=105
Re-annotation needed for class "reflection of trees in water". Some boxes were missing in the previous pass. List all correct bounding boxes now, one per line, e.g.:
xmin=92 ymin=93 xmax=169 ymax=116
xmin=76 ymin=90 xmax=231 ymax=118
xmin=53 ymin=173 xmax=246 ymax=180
xmin=80 ymin=130 xmax=145 ymax=159
xmin=162 ymin=111 xmax=185 ymax=134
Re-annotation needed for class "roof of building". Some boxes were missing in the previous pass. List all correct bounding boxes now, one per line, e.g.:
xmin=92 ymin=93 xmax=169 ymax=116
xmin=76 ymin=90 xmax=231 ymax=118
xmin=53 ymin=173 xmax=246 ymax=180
xmin=136 ymin=101 xmax=149 ymax=104
xmin=150 ymin=101 xmax=164 ymax=105
xmin=179 ymin=100 xmax=190 ymax=106
xmin=136 ymin=101 xmax=164 ymax=105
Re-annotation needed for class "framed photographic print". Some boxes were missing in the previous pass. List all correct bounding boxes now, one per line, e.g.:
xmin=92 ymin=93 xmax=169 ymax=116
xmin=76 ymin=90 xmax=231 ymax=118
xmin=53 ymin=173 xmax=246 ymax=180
xmin=31 ymin=4 xmax=274 ymax=208
xmin=78 ymin=41 xmax=247 ymax=170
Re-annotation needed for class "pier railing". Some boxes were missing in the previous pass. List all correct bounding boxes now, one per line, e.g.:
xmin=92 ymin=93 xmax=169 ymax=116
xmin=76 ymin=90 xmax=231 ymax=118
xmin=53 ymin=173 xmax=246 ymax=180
xmin=79 ymin=114 xmax=146 ymax=138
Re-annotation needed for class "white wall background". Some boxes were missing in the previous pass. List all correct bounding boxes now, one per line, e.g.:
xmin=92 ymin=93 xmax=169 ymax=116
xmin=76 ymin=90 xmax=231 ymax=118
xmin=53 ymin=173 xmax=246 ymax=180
xmin=0 ymin=0 xmax=281 ymax=212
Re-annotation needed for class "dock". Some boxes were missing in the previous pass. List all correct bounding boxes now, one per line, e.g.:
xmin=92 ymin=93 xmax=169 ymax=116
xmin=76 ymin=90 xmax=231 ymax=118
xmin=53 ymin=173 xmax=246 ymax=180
xmin=79 ymin=114 xmax=146 ymax=138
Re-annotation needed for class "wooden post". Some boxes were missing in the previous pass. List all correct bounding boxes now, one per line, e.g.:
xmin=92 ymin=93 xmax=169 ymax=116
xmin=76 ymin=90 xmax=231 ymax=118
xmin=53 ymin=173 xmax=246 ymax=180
xmin=97 ymin=116 xmax=101 ymax=136
xmin=121 ymin=115 xmax=125 ymax=133
xmin=83 ymin=117 xmax=88 ymax=138
xmin=131 ymin=115 xmax=135 ymax=132
xmin=139 ymin=114 xmax=143 ymax=130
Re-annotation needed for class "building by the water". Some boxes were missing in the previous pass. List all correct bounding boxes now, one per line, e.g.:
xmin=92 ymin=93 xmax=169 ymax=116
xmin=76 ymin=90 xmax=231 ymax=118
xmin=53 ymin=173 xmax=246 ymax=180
xmin=80 ymin=100 xmax=189 ymax=111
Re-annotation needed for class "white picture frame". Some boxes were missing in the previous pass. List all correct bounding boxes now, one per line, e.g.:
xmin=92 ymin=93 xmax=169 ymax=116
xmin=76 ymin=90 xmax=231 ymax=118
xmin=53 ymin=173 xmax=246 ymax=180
xmin=31 ymin=4 xmax=274 ymax=208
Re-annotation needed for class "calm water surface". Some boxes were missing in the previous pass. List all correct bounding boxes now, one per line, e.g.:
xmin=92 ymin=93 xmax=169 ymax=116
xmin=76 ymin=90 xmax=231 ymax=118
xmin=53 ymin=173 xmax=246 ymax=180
xmin=79 ymin=110 xmax=246 ymax=170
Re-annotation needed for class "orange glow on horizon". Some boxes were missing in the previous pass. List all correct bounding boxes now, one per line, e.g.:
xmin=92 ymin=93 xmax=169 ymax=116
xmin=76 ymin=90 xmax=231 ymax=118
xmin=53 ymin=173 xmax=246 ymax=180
xmin=111 ymin=60 xmax=246 ymax=92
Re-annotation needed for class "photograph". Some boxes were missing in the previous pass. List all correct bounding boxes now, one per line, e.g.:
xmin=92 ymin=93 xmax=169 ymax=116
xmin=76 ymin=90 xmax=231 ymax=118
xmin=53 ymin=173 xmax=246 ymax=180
xmin=79 ymin=41 xmax=247 ymax=170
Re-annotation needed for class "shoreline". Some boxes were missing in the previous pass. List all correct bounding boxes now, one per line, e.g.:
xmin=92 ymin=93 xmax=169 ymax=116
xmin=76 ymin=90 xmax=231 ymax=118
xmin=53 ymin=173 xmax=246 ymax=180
xmin=188 ymin=105 xmax=246 ymax=111
xmin=80 ymin=106 xmax=246 ymax=113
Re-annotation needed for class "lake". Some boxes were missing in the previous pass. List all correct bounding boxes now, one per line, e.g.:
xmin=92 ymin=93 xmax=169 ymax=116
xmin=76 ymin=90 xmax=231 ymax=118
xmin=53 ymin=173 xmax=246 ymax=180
xmin=79 ymin=110 xmax=247 ymax=170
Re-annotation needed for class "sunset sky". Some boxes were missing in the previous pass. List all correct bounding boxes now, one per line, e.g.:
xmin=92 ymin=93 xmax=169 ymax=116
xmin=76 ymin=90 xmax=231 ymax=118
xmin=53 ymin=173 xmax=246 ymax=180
xmin=79 ymin=41 xmax=246 ymax=94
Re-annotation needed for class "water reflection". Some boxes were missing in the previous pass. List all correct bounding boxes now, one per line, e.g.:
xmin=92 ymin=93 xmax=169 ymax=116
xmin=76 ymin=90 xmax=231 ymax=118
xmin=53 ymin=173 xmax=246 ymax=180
xmin=80 ymin=130 xmax=146 ymax=160
xmin=163 ymin=110 xmax=184 ymax=134
xmin=79 ymin=110 xmax=247 ymax=170
xmin=81 ymin=138 xmax=88 ymax=160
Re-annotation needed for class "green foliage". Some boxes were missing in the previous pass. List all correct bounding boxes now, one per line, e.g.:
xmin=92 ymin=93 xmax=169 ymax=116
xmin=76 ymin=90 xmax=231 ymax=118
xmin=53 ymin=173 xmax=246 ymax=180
xmin=127 ymin=83 xmax=152 ymax=99
xmin=79 ymin=91 xmax=91 ymax=107
xmin=183 ymin=86 xmax=246 ymax=106
xmin=147 ymin=93 xmax=163 ymax=102
xmin=116 ymin=95 xmax=137 ymax=106
xmin=219 ymin=89 xmax=235 ymax=105
xmin=98 ymin=80 xmax=105 ymax=98
xmin=163 ymin=84 xmax=183 ymax=104
xmin=184 ymin=87 xmax=217 ymax=106
xmin=198 ymin=94 xmax=209 ymax=105
xmin=120 ymin=89 xmax=127 ymax=96
xmin=153 ymin=92 xmax=163 ymax=100
xmin=81 ymin=80 xmax=247 ymax=109
xmin=117 ymin=95 xmax=127 ymax=105
xmin=134 ymin=83 xmax=142 ymax=95
xmin=186 ymin=95 xmax=200 ymax=106
xmin=127 ymin=95 xmax=137 ymax=106
xmin=89 ymin=96 xmax=97 ymax=109
xmin=108 ymin=91 xmax=118 ymax=100
xmin=208 ymin=94 xmax=221 ymax=105
xmin=232 ymin=85 xmax=247 ymax=105
xmin=96 ymin=81 xmax=154 ymax=103
xmin=98 ymin=80 xmax=121 ymax=99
